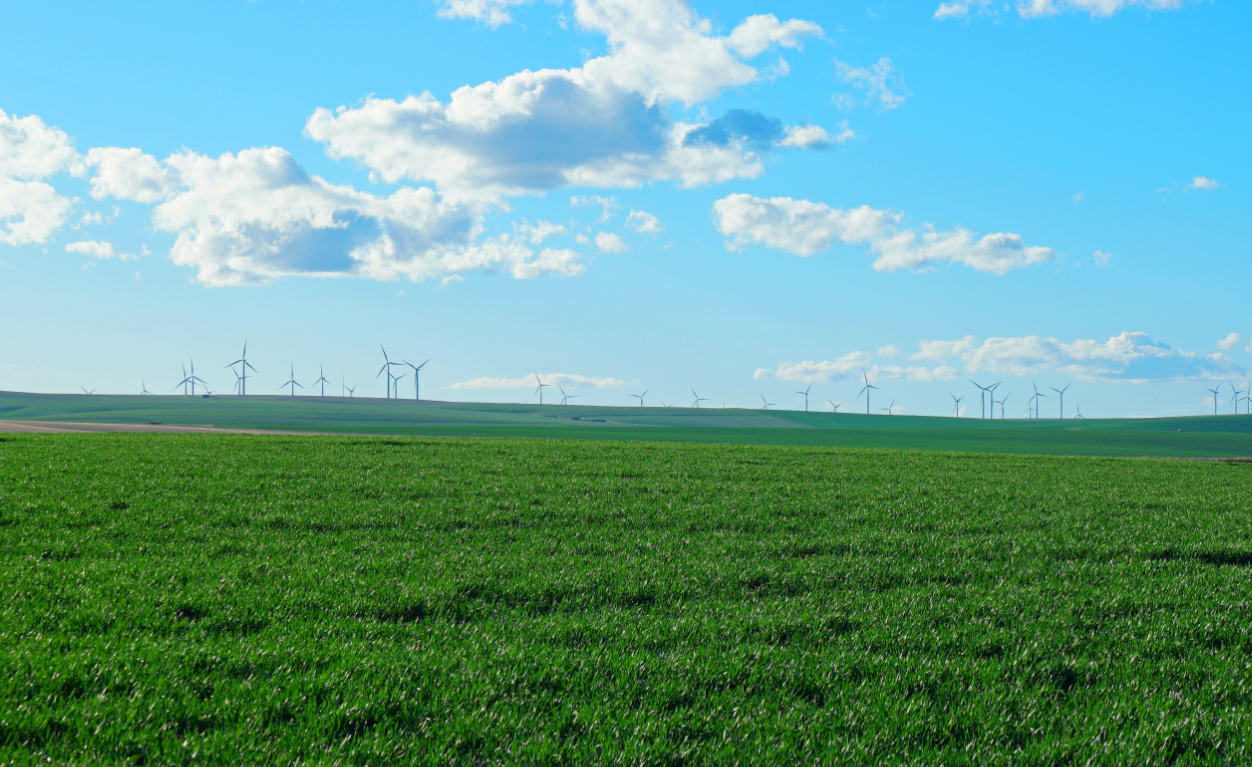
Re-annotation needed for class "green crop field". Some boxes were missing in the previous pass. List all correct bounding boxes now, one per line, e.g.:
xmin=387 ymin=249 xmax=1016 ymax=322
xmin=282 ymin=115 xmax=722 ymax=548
xmin=4 ymin=390 xmax=1252 ymax=457
xmin=3 ymin=433 xmax=1252 ymax=764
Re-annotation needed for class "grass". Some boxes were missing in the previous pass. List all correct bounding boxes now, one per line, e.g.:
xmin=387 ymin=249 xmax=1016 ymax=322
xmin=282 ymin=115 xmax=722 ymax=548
xmin=3 ymin=433 xmax=1252 ymax=764
xmin=4 ymin=390 xmax=1252 ymax=457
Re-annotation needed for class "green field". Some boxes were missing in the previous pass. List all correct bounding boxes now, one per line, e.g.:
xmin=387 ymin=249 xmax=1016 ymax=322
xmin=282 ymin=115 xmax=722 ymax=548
xmin=3 ymin=433 xmax=1252 ymax=763
xmin=4 ymin=390 xmax=1252 ymax=457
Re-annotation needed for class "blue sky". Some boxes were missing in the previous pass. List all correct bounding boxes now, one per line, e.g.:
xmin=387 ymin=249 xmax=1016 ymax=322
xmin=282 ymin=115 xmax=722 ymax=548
xmin=1 ymin=0 xmax=1247 ymax=416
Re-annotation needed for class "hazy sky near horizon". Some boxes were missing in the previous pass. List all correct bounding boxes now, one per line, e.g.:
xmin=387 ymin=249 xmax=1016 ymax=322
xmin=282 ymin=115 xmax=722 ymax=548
xmin=1 ymin=0 xmax=1248 ymax=416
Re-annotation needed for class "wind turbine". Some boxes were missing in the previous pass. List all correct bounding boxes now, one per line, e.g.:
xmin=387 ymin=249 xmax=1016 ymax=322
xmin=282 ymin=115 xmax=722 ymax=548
xmin=998 ymin=393 xmax=1010 ymax=420
xmin=879 ymin=399 xmax=896 ymax=415
xmin=1073 ymin=402 xmax=1086 ymax=419
xmin=969 ymin=380 xmax=989 ymax=419
xmin=377 ymin=345 xmax=402 ymax=400
xmin=1206 ymin=386 xmax=1221 ymax=416
xmin=691 ymin=389 xmax=709 ymax=408
xmin=280 ymin=364 xmax=304 ymax=397
xmin=80 ymin=387 xmax=97 ymax=395
xmin=312 ymin=365 xmax=330 ymax=397
xmin=951 ymin=393 xmax=963 ymax=417
xmin=759 ymin=393 xmax=775 ymax=410
xmin=827 ymin=400 xmax=843 ymax=412
xmin=403 ymin=359 xmax=429 ymax=401
xmin=177 ymin=360 xmax=208 ymax=396
xmin=1050 ymin=384 xmax=1071 ymax=419
xmin=533 ymin=374 xmax=550 ymax=405
xmin=231 ymin=368 xmax=244 ymax=395
xmin=858 ymin=370 xmax=879 ymax=415
xmin=391 ymin=372 xmax=406 ymax=398
xmin=1031 ymin=381 xmax=1046 ymax=420
xmin=1231 ymin=382 xmax=1242 ymax=415
xmin=630 ymin=388 xmax=649 ymax=407
xmin=140 ymin=379 xmax=152 ymax=396
xmin=558 ymin=386 xmax=577 ymax=405
xmin=346 ymin=384 xmax=357 ymax=398
xmin=225 ymin=341 xmax=257 ymax=396
xmin=795 ymin=383 xmax=812 ymax=412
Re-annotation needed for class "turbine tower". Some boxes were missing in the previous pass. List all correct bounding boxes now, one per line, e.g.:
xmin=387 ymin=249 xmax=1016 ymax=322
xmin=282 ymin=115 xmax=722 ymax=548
xmin=858 ymin=370 xmax=878 ymax=415
xmin=533 ymin=374 xmax=550 ymax=405
xmin=1050 ymin=384 xmax=1071 ymax=419
xmin=796 ymin=383 xmax=812 ymax=412
xmin=1207 ymin=386 xmax=1221 ymax=415
xmin=951 ymin=393 xmax=963 ymax=417
xmin=691 ymin=389 xmax=709 ymax=408
xmin=969 ymin=380 xmax=989 ymax=419
xmin=998 ymin=393 xmax=1010 ymax=419
xmin=403 ymin=359 xmax=430 ymax=401
xmin=280 ymin=364 xmax=304 ymax=397
xmin=226 ymin=341 xmax=257 ymax=396
xmin=312 ymin=365 xmax=330 ymax=397
xmin=631 ymin=388 xmax=649 ymax=407
xmin=1031 ymin=381 xmax=1046 ymax=420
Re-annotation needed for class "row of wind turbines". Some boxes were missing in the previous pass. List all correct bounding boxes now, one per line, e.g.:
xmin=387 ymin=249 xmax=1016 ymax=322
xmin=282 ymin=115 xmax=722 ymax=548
xmin=144 ymin=343 xmax=430 ymax=401
xmin=1205 ymin=381 xmax=1252 ymax=415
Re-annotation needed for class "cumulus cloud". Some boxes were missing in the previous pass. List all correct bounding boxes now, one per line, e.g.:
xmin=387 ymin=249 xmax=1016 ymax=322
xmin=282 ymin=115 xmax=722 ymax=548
xmin=86 ymin=146 xmax=584 ymax=286
xmin=446 ymin=373 xmax=631 ymax=389
xmin=1216 ymin=333 xmax=1240 ymax=351
xmin=594 ymin=231 xmax=628 ymax=252
xmin=304 ymin=0 xmax=823 ymax=199
xmin=934 ymin=2 xmax=972 ymax=18
xmin=1093 ymin=249 xmax=1112 ymax=267
xmin=834 ymin=58 xmax=910 ymax=111
xmin=712 ymin=194 xmax=1056 ymax=275
xmin=516 ymin=219 xmax=566 ymax=244
xmin=1187 ymin=176 xmax=1221 ymax=191
xmin=438 ymin=0 xmax=546 ymax=26
xmin=1018 ymin=0 xmax=1203 ymax=18
xmin=878 ymin=344 xmax=900 ymax=358
xmin=754 ymin=353 xmax=962 ymax=384
xmin=911 ymin=332 xmax=1242 ymax=381
xmin=625 ymin=209 xmax=662 ymax=233
xmin=1 ymin=109 xmax=84 ymax=246
xmin=65 ymin=240 xmax=137 ymax=261
xmin=571 ymin=195 xmax=619 ymax=222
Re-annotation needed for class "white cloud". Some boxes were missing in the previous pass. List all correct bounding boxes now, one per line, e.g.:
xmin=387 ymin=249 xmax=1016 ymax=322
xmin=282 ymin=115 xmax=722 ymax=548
xmin=1187 ymin=176 xmax=1221 ymax=191
xmin=625 ymin=209 xmax=662 ymax=234
xmin=1093 ymin=249 xmax=1112 ymax=267
xmin=1018 ymin=0 xmax=1202 ymax=18
xmin=594 ymin=231 xmax=628 ymax=252
xmin=86 ymin=146 xmax=584 ymax=286
xmin=446 ymin=373 xmax=631 ymax=389
xmin=516 ymin=219 xmax=566 ymax=244
xmin=934 ymin=2 xmax=971 ymax=18
xmin=85 ymin=147 xmax=177 ymax=203
xmin=912 ymin=332 xmax=1242 ymax=381
xmin=776 ymin=124 xmax=850 ymax=149
xmin=1073 ymin=192 xmax=1083 ymax=204
xmin=65 ymin=240 xmax=137 ymax=261
xmin=437 ymin=0 xmax=546 ymax=26
xmin=834 ymin=57 xmax=910 ymax=111
xmin=755 ymin=353 xmax=962 ymax=384
xmin=571 ymin=195 xmax=619 ymax=222
xmin=1216 ymin=333 xmax=1240 ymax=351
xmin=304 ymin=0 xmax=822 ymax=198
xmin=0 ymin=109 xmax=82 ymax=180
xmin=712 ymin=194 xmax=1056 ymax=275
xmin=576 ymin=233 xmax=591 ymax=245
xmin=878 ymin=344 xmax=900 ymax=358
xmin=1 ymin=109 xmax=84 ymax=247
